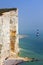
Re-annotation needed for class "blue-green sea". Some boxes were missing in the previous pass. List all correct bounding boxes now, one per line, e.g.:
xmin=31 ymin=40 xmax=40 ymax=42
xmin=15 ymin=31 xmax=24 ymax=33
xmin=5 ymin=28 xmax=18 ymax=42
xmin=19 ymin=34 xmax=43 ymax=65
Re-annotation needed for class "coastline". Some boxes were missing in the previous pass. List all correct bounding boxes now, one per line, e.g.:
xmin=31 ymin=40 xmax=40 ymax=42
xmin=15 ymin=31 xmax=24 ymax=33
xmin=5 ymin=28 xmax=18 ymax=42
xmin=3 ymin=55 xmax=40 ymax=65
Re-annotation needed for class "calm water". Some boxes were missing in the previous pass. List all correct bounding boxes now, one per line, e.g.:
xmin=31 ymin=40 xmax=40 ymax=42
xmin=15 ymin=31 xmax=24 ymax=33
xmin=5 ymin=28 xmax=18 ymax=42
xmin=19 ymin=34 xmax=43 ymax=65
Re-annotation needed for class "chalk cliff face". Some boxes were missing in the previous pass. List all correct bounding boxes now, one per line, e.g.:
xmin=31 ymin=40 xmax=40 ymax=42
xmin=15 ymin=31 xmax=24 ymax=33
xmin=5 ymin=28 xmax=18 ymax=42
xmin=0 ymin=8 xmax=19 ymax=65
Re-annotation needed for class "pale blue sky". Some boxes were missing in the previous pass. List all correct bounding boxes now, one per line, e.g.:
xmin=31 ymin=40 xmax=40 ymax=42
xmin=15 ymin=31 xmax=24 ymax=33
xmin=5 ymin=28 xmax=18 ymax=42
xmin=0 ymin=0 xmax=43 ymax=34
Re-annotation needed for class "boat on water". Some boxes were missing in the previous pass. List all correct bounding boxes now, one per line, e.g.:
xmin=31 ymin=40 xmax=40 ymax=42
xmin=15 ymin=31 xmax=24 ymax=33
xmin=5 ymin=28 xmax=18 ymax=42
xmin=36 ymin=29 xmax=39 ymax=37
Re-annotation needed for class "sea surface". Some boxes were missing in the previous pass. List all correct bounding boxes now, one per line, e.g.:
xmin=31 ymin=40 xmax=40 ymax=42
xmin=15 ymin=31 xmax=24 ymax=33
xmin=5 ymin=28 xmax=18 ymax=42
xmin=19 ymin=34 xmax=43 ymax=65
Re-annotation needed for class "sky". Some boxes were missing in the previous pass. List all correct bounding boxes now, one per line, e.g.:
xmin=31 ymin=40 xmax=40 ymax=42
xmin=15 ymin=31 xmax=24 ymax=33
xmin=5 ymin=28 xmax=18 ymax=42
xmin=0 ymin=0 xmax=43 ymax=34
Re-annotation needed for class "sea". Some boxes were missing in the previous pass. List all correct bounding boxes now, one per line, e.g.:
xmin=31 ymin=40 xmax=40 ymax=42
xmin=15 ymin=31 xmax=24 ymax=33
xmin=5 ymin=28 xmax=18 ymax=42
xmin=19 ymin=33 xmax=43 ymax=65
